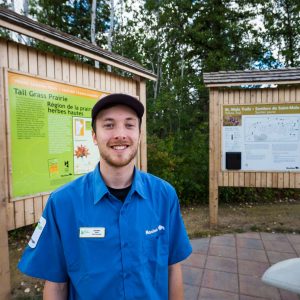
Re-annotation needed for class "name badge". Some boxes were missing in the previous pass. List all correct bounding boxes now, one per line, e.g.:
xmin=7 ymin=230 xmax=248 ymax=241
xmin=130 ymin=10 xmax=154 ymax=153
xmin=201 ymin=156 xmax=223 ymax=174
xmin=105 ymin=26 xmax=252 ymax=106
xmin=29 ymin=216 xmax=46 ymax=248
xmin=79 ymin=227 xmax=105 ymax=238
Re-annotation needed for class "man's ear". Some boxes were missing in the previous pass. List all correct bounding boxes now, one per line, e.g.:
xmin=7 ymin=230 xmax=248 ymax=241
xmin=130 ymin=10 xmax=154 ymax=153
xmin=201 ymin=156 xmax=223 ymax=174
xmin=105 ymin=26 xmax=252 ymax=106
xmin=92 ymin=130 xmax=97 ymax=145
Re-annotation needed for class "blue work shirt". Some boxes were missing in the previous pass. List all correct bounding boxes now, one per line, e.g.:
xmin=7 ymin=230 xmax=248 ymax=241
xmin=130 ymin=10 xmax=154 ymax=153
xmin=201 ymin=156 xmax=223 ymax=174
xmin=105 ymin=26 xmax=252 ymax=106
xmin=18 ymin=164 xmax=192 ymax=299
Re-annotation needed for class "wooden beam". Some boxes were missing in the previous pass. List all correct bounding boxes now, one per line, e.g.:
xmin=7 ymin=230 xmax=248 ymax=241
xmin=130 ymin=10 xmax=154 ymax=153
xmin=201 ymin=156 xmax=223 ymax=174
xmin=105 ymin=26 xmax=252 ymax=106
xmin=203 ymin=68 xmax=300 ymax=87
xmin=205 ymin=80 xmax=300 ymax=88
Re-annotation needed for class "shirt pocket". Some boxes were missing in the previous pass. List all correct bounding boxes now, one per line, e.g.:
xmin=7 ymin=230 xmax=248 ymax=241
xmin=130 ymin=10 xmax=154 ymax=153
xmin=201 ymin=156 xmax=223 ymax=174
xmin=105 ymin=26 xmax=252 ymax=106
xmin=143 ymin=230 xmax=168 ymax=257
xmin=142 ymin=230 xmax=168 ymax=281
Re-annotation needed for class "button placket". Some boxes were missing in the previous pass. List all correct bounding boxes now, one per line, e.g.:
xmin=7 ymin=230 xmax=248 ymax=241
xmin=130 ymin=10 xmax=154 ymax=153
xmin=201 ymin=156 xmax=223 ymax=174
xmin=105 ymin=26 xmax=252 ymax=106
xmin=119 ymin=204 xmax=130 ymax=295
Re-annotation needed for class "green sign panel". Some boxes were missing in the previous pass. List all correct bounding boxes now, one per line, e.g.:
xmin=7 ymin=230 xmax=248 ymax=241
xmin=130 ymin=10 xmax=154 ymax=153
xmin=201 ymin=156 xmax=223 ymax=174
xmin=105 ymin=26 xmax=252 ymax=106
xmin=8 ymin=72 xmax=106 ymax=198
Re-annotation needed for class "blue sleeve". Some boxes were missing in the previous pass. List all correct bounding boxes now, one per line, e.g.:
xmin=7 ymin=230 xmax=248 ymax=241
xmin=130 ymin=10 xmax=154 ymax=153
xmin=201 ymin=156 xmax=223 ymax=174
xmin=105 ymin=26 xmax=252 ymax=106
xmin=168 ymin=190 xmax=192 ymax=265
xmin=18 ymin=195 xmax=68 ymax=282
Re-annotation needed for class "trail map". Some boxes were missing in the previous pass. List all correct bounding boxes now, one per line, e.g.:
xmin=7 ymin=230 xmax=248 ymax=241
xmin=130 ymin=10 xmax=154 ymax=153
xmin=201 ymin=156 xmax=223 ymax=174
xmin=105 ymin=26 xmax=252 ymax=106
xmin=222 ymin=104 xmax=300 ymax=171
xmin=244 ymin=116 xmax=299 ymax=143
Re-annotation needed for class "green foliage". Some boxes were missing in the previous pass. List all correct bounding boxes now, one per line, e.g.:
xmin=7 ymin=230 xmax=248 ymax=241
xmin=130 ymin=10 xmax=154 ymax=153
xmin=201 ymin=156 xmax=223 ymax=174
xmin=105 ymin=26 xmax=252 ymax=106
xmin=10 ymin=0 xmax=300 ymax=206
xmin=260 ymin=0 xmax=300 ymax=67
xmin=147 ymin=135 xmax=183 ymax=185
xmin=28 ymin=0 xmax=109 ymax=58
xmin=0 ymin=1 xmax=12 ymax=39
xmin=148 ymin=122 xmax=209 ymax=205
xmin=111 ymin=0 xmax=274 ymax=205
xmin=186 ymin=0 xmax=265 ymax=72
xmin=0 ymin=0 xmax=11 ymax=9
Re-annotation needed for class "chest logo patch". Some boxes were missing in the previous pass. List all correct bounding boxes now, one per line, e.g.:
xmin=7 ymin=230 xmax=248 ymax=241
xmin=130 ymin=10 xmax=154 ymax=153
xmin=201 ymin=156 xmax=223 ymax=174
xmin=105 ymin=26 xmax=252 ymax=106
xmin=145 ymin=225 xmax=165 ymax=235
xmin=28 ymin=216 xmax=46 ymax=248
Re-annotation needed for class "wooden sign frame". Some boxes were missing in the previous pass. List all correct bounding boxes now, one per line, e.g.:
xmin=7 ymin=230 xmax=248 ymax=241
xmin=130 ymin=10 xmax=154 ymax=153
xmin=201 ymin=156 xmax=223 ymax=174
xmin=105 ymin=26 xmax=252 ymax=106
xmin=204 ymin=74 xmax=300 ymax=227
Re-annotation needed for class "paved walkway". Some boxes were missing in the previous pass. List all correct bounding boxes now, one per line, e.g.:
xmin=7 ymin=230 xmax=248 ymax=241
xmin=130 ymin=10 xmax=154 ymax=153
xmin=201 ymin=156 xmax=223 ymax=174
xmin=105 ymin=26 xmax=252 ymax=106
xmin=182 ymin=232 xmax=300 ymax=300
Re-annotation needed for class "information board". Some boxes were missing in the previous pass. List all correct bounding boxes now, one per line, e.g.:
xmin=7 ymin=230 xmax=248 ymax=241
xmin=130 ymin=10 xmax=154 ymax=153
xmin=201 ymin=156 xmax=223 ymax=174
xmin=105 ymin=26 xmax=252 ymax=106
xmin=8 ymin=72 xmax=107 ymax=198
xmin=222 ymin=103 xmax=300 ymax=171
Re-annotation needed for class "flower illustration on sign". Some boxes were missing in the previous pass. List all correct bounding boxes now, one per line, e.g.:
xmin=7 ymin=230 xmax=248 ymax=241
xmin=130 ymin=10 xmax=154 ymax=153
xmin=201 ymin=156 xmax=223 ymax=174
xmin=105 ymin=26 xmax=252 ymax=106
xmin=74 ymin=145 xmax=90 ymax=158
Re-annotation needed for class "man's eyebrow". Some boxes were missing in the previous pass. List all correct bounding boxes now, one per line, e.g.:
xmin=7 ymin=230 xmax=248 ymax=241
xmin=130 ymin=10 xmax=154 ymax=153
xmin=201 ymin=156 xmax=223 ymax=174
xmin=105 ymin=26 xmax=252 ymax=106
xmin=102 ymin=118 xmax=114 ymax=122
xmin=100 ymin=117 xmax=138 ymax=122
xmin=125 ymin=117 xmax=138 ymax=121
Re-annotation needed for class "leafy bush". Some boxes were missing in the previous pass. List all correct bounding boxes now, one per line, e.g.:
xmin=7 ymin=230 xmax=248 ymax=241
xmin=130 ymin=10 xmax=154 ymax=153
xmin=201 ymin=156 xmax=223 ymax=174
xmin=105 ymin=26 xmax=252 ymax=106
xmin=147 ymin=122 xmax=209 ymax=206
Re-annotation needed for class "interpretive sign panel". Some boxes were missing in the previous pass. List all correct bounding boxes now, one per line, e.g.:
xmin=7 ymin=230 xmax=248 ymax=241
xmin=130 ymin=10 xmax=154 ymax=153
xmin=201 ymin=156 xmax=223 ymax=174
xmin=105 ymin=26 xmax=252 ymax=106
xmin=8 ymin=72 xmax=106 ymax=198
xmin=222 ymin=103 xmax=300 ymax=171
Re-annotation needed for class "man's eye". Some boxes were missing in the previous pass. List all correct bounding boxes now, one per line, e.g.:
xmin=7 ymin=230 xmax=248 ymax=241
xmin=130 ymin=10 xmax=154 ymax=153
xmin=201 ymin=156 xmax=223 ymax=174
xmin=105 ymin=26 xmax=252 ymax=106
xmin=104 ymin=123 xmax=113 ymax=128
xmin=126 ymin=124 xmax=135 ymax=128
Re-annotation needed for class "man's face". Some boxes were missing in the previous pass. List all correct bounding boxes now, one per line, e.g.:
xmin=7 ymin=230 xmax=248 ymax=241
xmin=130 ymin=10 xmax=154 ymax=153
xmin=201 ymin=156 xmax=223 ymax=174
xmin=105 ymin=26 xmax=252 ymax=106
xmin=92 ymin=105 xmax=140 ymax=168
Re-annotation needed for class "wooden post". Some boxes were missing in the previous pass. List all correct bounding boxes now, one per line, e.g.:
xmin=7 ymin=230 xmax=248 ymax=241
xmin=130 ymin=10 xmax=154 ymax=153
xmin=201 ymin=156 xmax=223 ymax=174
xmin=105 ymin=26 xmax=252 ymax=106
xmin=136 ymin=78 xmax=147 ymax=172
xmin=0 ymin=68 xmax=11 ymax=299
xmin=209 ymin=88 xmax=219 ymax=227
xmin=0 ymin=202 xmax=10 ymax=300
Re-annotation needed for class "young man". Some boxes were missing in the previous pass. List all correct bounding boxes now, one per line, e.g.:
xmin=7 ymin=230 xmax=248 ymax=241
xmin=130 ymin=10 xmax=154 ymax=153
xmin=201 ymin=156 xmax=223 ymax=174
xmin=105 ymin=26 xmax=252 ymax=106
xmin=18 ymin=93 xmax=192 ymax=299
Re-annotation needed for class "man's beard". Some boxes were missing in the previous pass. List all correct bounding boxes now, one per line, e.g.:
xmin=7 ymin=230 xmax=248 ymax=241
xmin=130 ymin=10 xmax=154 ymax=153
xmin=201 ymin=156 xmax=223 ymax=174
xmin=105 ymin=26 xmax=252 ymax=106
xmin=100 ymin=145 xmax=138 ymax=168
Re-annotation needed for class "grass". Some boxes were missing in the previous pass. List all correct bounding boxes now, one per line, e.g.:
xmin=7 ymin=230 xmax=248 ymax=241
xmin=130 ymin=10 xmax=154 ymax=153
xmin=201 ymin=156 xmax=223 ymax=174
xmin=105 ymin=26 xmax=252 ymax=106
xmin=183 ymin=199 xmax=300 ymax=239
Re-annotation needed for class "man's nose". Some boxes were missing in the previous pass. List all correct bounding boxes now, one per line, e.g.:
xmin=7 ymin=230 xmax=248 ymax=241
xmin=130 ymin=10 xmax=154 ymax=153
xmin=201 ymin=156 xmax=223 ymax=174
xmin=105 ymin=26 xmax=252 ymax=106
xmin=113 ymin=125 xmax=126 ymax=139
xmin=114 ymin=135 xmax=126 ymax=140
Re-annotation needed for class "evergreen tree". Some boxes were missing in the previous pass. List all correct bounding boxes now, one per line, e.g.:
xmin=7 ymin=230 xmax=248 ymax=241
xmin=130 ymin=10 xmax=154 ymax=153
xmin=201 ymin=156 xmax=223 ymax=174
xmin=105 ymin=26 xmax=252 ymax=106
xmin=187 ymin=0 xmax=264 ymax=72
xmin=261 ymin=0 xmax=300 ymax=67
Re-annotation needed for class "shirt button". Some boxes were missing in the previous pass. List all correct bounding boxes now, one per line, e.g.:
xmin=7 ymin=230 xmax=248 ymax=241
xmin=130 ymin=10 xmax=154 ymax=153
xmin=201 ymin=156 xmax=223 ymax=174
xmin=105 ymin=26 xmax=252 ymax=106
xmin=123 ymin=272 xmax=130 ymax=279
xmin=120 ymin=207 xmax=128 ymax=216
xmin=122 ymin=242 xmax=128 ymax=248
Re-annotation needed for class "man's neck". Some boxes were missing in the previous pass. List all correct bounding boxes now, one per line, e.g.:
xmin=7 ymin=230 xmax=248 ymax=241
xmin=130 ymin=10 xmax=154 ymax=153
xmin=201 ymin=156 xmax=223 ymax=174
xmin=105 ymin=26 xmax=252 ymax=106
xmin=99 ymin=161 xmax=135 ymax=189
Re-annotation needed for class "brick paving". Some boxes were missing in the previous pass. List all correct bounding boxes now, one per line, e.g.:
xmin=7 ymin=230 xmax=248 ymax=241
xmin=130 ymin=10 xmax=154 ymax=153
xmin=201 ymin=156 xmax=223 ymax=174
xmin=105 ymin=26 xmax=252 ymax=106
xmin=183 ymin=232 xmax=300 ymax=300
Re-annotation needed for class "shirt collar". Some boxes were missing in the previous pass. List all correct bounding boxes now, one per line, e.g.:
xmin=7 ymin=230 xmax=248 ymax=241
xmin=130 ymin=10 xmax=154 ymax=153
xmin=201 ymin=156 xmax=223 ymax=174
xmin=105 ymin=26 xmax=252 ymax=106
xmin=130 ymin=167 xmax=146 ymax=200
xmin=93 ymin=164 xmax=146 ymax=205
xmin=93 ymin=164 xmax=109 ymax=205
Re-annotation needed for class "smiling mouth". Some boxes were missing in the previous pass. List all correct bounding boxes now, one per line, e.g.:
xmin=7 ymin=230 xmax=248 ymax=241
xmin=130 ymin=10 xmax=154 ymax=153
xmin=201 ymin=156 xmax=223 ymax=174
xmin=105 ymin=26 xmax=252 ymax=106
xmin=111 ymin=145 xmax=128 ymax=150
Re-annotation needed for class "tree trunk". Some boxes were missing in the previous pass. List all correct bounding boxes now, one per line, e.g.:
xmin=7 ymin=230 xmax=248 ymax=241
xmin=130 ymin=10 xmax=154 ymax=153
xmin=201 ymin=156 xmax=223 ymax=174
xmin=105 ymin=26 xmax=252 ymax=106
xmin=154 ymin=54 xmax=161 ymax=100
xmin=23 ymin=0 xmax=29 ymax=16
xmin=91 ymin=0 xmax=99 ymax=68
xmin=153 ymin=8 xmax=161 ymax=100
xmin=22 ymin=0 xmax=29 ymax=44
xmin=180 ymin=47 xmax=185 ymax=79
xmin=107 ymin=0 xmax=114 ymax=72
